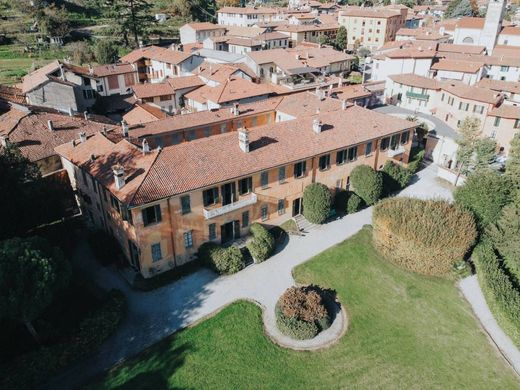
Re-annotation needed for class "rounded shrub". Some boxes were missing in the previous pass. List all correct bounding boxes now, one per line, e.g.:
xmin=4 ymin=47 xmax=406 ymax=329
xmin=454 ymin=169 xmax=511 ymax=230
xmin=275 ymin=286 xmax=331 ymax=340
xmin=350 ymin=165 xmax=383 ymax=205
xmin=302 ymin=183 xmax=332 ymax=224
xmin=381 ymin=160 xmax=412 ymax=194
xmin=247 ymin=223 xmax=275 ymax=263
xmin=373 ymin=198 xmax=477 ymax=276
xmin=198 ymin=242 xmax=244 ymax=275
xmin=346 ymin=192 xmax=364 ymax=214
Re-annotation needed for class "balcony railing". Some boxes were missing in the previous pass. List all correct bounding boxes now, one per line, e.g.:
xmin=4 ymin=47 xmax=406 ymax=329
xmin=406 ymin=91 xmax=429 ymax=101
xmin=203 ymin=193 xmax=257 ymax=220
xmin=388 ymin=145 xmax=405 ymax=158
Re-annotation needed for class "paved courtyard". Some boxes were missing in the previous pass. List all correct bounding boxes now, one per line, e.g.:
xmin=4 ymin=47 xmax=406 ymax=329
xmin=46 ymin=164 xmax=453 ymax=389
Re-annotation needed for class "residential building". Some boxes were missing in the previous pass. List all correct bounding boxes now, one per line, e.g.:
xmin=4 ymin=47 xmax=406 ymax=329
xmin=217 ymin=7 xmax=279 ymax=27
xmin=370 ymin=48 xmax=436 ymax=82
xmin=484 ymin=104 xmax=520 ymax=153
xmin=384 ymin=74 xmax=439 ymax=114
xmin=275 ymin=23 xmax=339 ymax=46
xmin=89 ymin=63 xmax=138 ymax=97
xmin=430 ymin=58 xmax=485 ymax=86
xmin=123 ymin=103 xmax=168 ymax=125
xmin=179 ymin=22 xmax=227 ymax=45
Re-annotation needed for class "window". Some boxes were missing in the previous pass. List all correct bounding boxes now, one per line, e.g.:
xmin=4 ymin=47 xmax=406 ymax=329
xmin=160 ymin=95 xmax=171 ymax=102
xmin=347 ymin=146 xmax=357 ymax=162
xmin=122 ymin=206 xmax=133 ymax=224
xmin=124 ymin=72 xmax=135 ymax=87
xmin=294 ymin=161 xmax=306 ymax=178
xmin=180 ymin=195 xmax=191 ymax=214
xmin=242 ymin=210 xmax=249 ymax=227
xmin=142 ymin=204 xmax=161 ymax=226
xmin=390 ymin=134 xmax=399 ymax=150
xmin=151 ymin=243 xmax=162 ymax=262
xmin=473 ymin=104 xmax=484 ymax=114
xmin=441 ymin=93 xmax=445 ymax=102
xmin=278 ymin=167 xmax=286 ymax=183
xmin=400 ymin=131 xmax=409 ymax=145
xmin=515 ymin=119 xmax=520 ymax=129
xmin=319 ymin=154 xmax=330 ymax=170
xmin=336 ymin=149 xmax=347 ymax=165
xmin=111 ymin=195 xmax=121 ymax=214
xmin=183 ymin=231 xmax=193 ymax=248
xmin=186 ymin=130 xmax=196 ymax=141
xmin=494 ymin=116 xmax=501 ymax=126
xmin=365 ymin=141 xmax=372 ymax=156
xmin=107 ymin=75 xmax=119 ymax=90
xmin=501 ymin=65 xmax=510 ymax=72
xmin=209 ymin=223 xmax=216 ymax=240
xmin=491 ymin=129 xmax=497 ymax=138
xmin=203 ymin=187 xmax=219 ymax=207
xmin=238 ymin=177 xmax=252 ymax=195
xmin=260 ymin=171 xmax=269 ymax=188
xmin=278 ymin=199 xmax=285 ymax=215
xmin=203 ymin=127 xmax=211 ymax=137
xmin=261 ymin=205 xmax=268 ymax=221
xmin=380 ymin=137 xmax=390 ymax=150
xmin=82 ymin=89 xmax=94 ymax=100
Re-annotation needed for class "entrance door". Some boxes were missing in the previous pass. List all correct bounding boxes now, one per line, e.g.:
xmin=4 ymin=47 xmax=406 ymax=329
xmin=221 ymin=182 xmax=236 ymax=206
xmin=233 ymin=220 xmax=241 ymax=239
xmin=221 ymin=221 xmax=234 ymax=244
xmin=292 ymin=198 xmax=303 ymax=216
xmin=128 ymin=240 xmax=140 ymax=271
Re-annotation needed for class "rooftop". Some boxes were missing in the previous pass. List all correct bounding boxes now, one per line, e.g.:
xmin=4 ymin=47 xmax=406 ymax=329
xmin=217 ymin=6 xmax=278 ymax=14
xmin=431 ymin=58 xmax=483 ymax=73
xmin=389 ymin=74 xmax=440 ymax=90
xmin=436 ymin=43 xmax=486 ymax=54
xmin=184 ymin=77 xmax=272 ymax=105
xmin=441 ymin=80 xmax=502 ymax=104
xmin=184 ymin=22 xmax=226 ymax=31
xmin=456 ymin=17 xmax=485 ymax=29
xmin=340 ymin=6 xmax=402 ymax=18
xmin=122 ymin=103 xmax=168 ymax=126
xmin=488 ymin=104 xmax=520 ymax=119
xmin=120 ymin=46 xmax=194 ymax=65
xmin=476 ymin=78 xmax=520 ymax=95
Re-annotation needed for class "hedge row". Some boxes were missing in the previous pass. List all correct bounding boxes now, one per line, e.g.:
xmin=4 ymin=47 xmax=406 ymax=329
xmin=382 ymin=161 xmax=412 ymax=194
xmin=303 ymin=183 xmax=333 ymax=224
xmin=350 ymin=165 xmax=383 ymax=206
xmin=247 ymin=223 xmax=275 ymax=263
xmin=1 ymin=289 xmax=126 ymax=390
xmin=198 ymin=242 xmax=244 ymax=275
xmin=373 ymin=198 xmax=477 ymax=275
xmin=473 ymin=240 xmax=520 ymax=346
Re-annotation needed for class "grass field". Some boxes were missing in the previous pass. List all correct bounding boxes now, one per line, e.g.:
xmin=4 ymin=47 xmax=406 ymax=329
xmin=92 ymin=227 xmax=519 ymax=389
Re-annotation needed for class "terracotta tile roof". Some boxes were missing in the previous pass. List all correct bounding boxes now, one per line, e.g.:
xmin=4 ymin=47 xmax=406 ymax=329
xmin=276 ymin=23 xmax=339 ymax=33
xmin=384 ymin=48 xmax=437 ymax=59
xmin=330 ymin=84 xmax=373 ymax=100
xmin=123 ymin=103 xmax=168 ymax=125
xmin=0 ymin=105 xmax=30 ymax=137
xmin=493 ymin=45 xmax=520 ymax=57
xmin=431 ymin=58 xmax=483 ymax=73
xmin=435 ymin=19 xmax=457 ymax=31
xmin=246 ymin=46 xmax=353 ymax=69
xmin=217 ymin=6 xmax=278 ymax=14
xmin=227 ymin=37 xmax=263 ymax=47
xmin=456 ymin=17 xmax=485 ymax=29
xmin=120 ymin=46 xmax=194 ymax=65
xmin=441 ymin=80 xmax=502 ymax=104
xmin=396 ymin=28 xmax=446 ymax=40
xmin=340 ymin=6 xmax=402 ymax=18
xmin=132 ymin=82 xmax=174 ymax=99
xmin=130 ymin=105 xmax=415 ymax=205
xmin=1 ymin=107 xmax=113 ymax=162
xmin=484 ymin=54 xmax=520 ymax=68
xmin=487 ymin=104 xmax=520 ymax=119
xmin=224 ymin=26 xmax=268 ymax=38
xmin=476 ymin=79 xmax=520 ymax=95
xmin=21 ymin=60 xmax=61 ymax=93
xmin=0 ymin=85 xmax=25 ymax=104
xmin=276 ymin=91 xmax=343 ymax=117
xmin=184 ymin=22 xmax=226 ymax=31
xmin=92 ymin=63 xmax=136 ymax=77
xmin=55 ymin=133 xmax=159 ymax=204
xmin=185 ymin=77 xmax=272 ymax=104
xmin=167 ymin=75 xmax=205 ymax=90
xmin=437 ymin=43 xmax=486 ymax=54
xmin=500 ymin=26 xmax=520 ymax=36
xmin=378 ymin=40 xmax=437 ymax=51
xmin=389 ymin=74 xmax=440 ymax=90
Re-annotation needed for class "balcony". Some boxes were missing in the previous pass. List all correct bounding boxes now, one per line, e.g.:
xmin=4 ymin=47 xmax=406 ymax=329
xmin=203 ymin=193 xmax=257 ymax=220
xmin=406 ymin=91 xmax=429 ymax=101
xmin=388 ymin=145 xmax=406 ymax=158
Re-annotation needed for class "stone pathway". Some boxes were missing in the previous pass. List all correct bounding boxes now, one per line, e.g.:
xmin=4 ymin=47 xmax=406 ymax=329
xmin=45 ymin=164 xmax=453 ymax=389
xmin=459 ymin=275 xmax=520 ymax=377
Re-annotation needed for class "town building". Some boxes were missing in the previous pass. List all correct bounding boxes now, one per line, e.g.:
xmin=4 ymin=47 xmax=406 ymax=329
xmin=179 ymin=22 xmax=227 ymax=45
xmin=217 ymin=7 xmax=280 ymax=27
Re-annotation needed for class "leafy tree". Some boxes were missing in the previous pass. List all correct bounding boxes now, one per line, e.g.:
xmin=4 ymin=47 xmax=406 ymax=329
xmin=167 ymin=0 xmax=217 ymax=22
xmin=350 ymin=165 xmax=383 ymax=205
xmin=506 ymin=133 xmax=520 ymax=189
xmin=382 ymin=160 xmax=412 ymax=193
xmin=303 ymin=183 xmax=332 ymax=224
xmin=398 ymin=0 xmax=415 ymax=7
xmin=335 ymin=26 xmax=348 ymax=51
xmin=318 ymin=34 xmax=330 ymax=46
xmin=216 ymin=0 xmax=240 ymax=7
xmin=104 ymin=0 xmax=155 ymax=47
xmin=67 ymin=41 xmax=94 ymax=65
xmin=454 ymin=169 xmax=511 ymax=230
xmin=474 ymin=137 xmax=497 ymax=170
xmin=95 ymin=39 xmax=119 ymax=64
xmin=456 ymin=117 xmax=481 ymax=174
xmin=357 ymin=47 xmax=371 ymax=58
xmin=35 ymin=4 xmax=71 ymax=38
xmin=0 ymin=237 xmax=70 ymax=342
xmin=446 ymin=0 xmax=477 ymax=18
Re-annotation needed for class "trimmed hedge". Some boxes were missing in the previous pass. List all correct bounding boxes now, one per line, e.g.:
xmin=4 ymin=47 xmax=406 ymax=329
xmin=247 ymin=223 xmax=275 ymax=263
xmin=408 ymin=149 xmax=425 ymax=173
xmin=473 ymin=240 xmax=520 ymax=346
xmin=382 ymin=161 xmax=412 ymax=194
xmin=373 ymin=198 xmax=477 ymax=275
xmin=454 ymin=170 xmax=511 ymax=230
xmin=346 ymin=192 xmax=364 ymax=214
xmin=275 ymin=286 xmax=331 ymax=340
xmin=350 ymin=165 xmax=383 ymax=206
xmin=1 ymin=289 xmax=126 ymax=390
xmin=198 ymin=242 xmax=244 ymax=275
xmin=303 ymin=183 xmax=333 ymax=224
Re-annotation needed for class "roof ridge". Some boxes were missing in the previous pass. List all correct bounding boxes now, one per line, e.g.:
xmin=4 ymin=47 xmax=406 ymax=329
xmin=128 ymin=147 xmax=162 ymax=207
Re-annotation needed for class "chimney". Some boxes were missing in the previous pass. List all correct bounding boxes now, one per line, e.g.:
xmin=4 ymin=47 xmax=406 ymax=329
xmin=59 ymin=63 xmax=65 ymax=81
xmin=315 ymin=86 xmax=320 ymax=96
xmin=312 ymin=118 xmax=322 ymax=134
xmin=102 ymin=125 xmax=107 ymax=135
xmin=88 ymin=64 xmax=93 ymax=75
xmin=142 ymin=138 xmax=150 ymax=153
xmin=83 ymin=111 xmax=89 ymax=121
xmin=47 ymin=120 xmax=54 ymax=131
xmin=238 ymin=127 xmax=250 ymax=153
xmin=79 ymin=131 xmax=87 ymax=143
xmin=231 ymin=102 xmax=240 ymax=116
xmin=112 ymin=165 xmax=125 ymax=190
xmin=121 ymin=120 xmax=129 ymax=137
xmin=342 ymin=99 xmax=348 ymax=110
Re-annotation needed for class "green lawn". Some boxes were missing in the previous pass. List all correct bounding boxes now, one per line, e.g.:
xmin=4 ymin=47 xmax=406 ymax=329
xmin=92 ymin=227 xmax=519 ymax=389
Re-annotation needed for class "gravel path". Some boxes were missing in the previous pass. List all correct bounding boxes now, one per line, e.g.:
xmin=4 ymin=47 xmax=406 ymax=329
xmin=45 ymin=164 xmax=453 ymax=389
xmin=459 ymin=275 xmax=520 ymax=377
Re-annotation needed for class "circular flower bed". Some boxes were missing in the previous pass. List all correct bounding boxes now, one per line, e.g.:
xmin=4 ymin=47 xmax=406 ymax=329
xmin=275 ymin=285 xmax=334 ymax=340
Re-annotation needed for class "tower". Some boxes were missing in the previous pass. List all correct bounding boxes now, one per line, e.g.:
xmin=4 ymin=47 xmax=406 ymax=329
xmin=479 ymin=0 xmax=507 ymax=54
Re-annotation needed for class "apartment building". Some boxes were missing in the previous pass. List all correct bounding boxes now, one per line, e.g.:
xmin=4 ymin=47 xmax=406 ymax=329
xmin=338 ymin=7 xmax=407 ymax=50
xmin=385 ymin=74 xmax=439 ymax=114
xmin=179 ymin=22 xmax=227 ymax=45
xmin=430 ymin=58 xmax=486 ymax=86
xmin=217 ymin=7 xmax=279 ymax=27
xmin=276 ymin=23 xmax=339 ymax=46
xmin=55 ymin=105 xmax=415 ymax=277
xmin=484 ymin=105 xmax=520 ymax=153
xmin=370 ymin=48 xmax=436 ymax=82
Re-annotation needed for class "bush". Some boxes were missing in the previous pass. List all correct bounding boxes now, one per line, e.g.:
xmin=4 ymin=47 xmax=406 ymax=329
xmin=303 ymin=183 xmax=332 ymax=224
xmin=408 ymin=149 xmax=425 ymax=174
xmin=94 ymin=39 xmax=118 ymax=64
xmin=350 ymin=165 xmax=383 ymax=206
xmin=346 ymin=192 xmax=364 ymax=214
xmin=382 ymin=161 xmax=412 ymax=194
xmin=454 ymin=170 xmax=511 ymax=230
xmin=247 ymin=223 xmax=275 ymax=263
xmin=198 ymin=242 xmax=244 ymax=275
xmin=473 ymin=240 xmax=520 ymax=346
xmin=373 ymin=198 xmax=477 ymax=275
xmin=275 ymin=286 xmax=331 ymax=340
